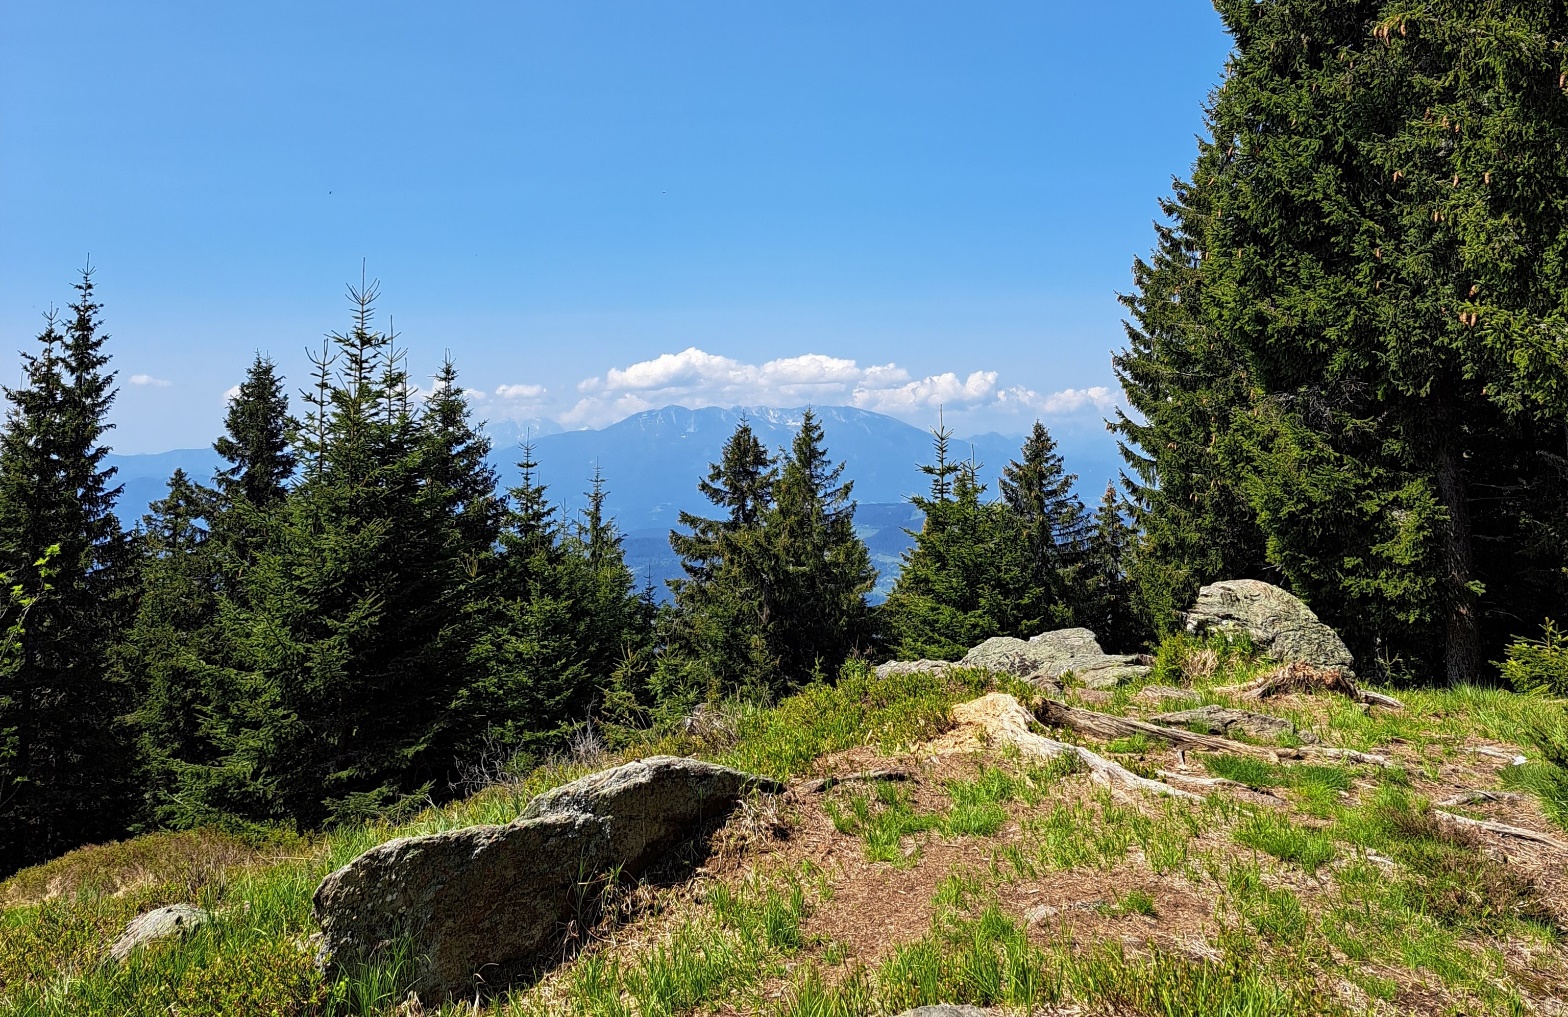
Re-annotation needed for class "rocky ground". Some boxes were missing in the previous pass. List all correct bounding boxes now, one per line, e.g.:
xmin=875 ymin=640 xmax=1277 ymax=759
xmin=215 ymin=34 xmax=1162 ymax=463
xmin=3 ymin=588 xmax=1567 ymax=1016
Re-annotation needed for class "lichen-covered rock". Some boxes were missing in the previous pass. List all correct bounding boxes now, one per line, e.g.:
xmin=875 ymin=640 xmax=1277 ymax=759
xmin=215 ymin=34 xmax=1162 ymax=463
xmin=873 ymin=659 xmax=953 ymax=680
xmin=959 ymin=631 xmax=1147 ymax=689
xmin=108 ymin=904 xmax=212 ymax=962
xmin=1028 ymin=627 xmax=1104 ymax=657
xmin=314 ymin=756 xmax=779 ymax=999
xmin=960 ymin=636 xmax=1054 ymax=676
xmin=521 ymin=755 xmax=783 ymax=865
xmin=1185 ymin=580 xmax=1355 ymax=674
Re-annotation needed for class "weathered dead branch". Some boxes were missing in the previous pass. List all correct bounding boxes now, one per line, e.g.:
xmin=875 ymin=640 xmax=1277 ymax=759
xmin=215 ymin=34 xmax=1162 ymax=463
xmin=1433 ymin=810 xmax=1568 ymax=852
xmin=797 ymin=770 xmax=910 ymax=793
xmin=1035 ymin=699 xmax=1388 ymax=767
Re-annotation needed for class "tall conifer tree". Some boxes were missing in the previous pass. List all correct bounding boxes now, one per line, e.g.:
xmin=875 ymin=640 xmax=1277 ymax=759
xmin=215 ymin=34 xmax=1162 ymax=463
xmin=763 ymin=409 xmax=877 ymax=683
xmin=1118 ymin=0 xmax=1568 ymax=681
xmin=0 ymin=271 xmax=136 ymax=872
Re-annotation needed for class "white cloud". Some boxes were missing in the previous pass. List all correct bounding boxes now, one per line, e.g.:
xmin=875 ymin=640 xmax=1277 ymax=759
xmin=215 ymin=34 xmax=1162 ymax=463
xmin=562 ymin=346 xmax=1117 ymax=428
xmin=494 ymin=382 xmax=547 ymax=401
xmin=130 ymin=374 xmax=172 ymax=388
xmin=223 ymin=384 xmax=242 ymax=402
xmin=1038 ymin=386 xmax=1114 ymax=413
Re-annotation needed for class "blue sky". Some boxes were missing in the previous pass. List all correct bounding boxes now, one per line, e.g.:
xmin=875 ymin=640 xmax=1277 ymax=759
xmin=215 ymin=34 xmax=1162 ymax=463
xmin=0 ymin=2 xmax=1231 ymax=452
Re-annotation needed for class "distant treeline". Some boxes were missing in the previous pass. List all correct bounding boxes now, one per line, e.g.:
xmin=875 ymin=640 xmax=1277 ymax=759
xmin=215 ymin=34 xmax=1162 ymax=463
xmin=5 ymin=0 xmax=1568 ymax=875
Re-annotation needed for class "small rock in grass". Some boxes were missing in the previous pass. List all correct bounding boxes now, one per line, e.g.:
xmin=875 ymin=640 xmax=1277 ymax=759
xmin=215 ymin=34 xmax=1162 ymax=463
xmin=1150 ymin=704 xmax=1311 ymax=742
xmin=108 ymin=904 xmax=212 ymax=962
xmin=894 ymin=1007 xmax=994 ymax=1017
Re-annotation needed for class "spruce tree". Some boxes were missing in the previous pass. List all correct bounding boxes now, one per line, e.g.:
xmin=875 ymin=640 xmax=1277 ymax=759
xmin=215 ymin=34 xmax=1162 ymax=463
xmin=882 ymin=428 xmax=1040 ymax=659
xmin=762 ymin=409 xmax=878 ymax=684
xmin=0 ymin=271 xmax=136 ymax=872
xmin=1153 ymin=0 xmax=1568 ymax=681
xmin=1079 ymin=483 xmax=1140 ymax=650
xmin=124 ymin=470 xmax=224 ymax=826
xmin=213 ymin=354 xmax=295 ymax=511
xmin=206 ymin=279 xmax=497 ymax=827
xmin=666 ymin=420 xmax=780 ymax=696
xmin=463 ymin=454 xmax=650 ymax=754
xmin=999 ymin=422 xmax=1090 ymax=623
xmin=1113 ymin=169 xmax=1270 ymax=637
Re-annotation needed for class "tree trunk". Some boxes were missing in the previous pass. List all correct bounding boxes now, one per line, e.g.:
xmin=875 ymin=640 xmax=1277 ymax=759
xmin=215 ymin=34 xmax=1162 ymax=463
xmin=1434 ymin=436 xmax=1481 ymax=686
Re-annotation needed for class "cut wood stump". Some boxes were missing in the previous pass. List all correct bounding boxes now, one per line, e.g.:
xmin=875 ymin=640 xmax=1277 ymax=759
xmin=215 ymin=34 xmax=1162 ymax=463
xmin=1214 ymin=661 xmax=1403 ymax=710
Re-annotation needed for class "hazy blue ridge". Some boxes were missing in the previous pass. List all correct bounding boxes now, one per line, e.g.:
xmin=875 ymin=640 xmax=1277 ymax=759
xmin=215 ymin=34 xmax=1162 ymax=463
xmin=105 ymin=404 xmax=1121 ymax=600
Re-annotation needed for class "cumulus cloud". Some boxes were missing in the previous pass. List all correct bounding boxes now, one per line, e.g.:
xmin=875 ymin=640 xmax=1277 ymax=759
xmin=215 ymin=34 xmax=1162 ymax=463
xmin=561 ymin=347 xmax=1115 ymax=428
xmin=494 ymin=383 xmax=547 ymax=401
xmin=130 ymin=374 xmax=172 ymax=388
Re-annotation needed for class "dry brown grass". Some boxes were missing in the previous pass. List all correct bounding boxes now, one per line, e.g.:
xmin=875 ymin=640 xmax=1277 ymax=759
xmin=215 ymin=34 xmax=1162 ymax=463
xmin=0 ymin=827 xmax=305 ymax=906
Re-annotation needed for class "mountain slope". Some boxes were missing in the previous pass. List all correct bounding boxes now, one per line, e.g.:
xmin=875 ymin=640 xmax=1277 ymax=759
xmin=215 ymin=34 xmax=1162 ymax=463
xmin=104 ymin=405 xmax=1121 ymax=598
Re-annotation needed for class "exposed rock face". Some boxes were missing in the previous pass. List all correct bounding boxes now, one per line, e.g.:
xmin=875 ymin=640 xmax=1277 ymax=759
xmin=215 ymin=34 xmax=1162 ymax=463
xmin=108 ymin=904 xmax=212 ymax=962
xmin=1151 ymin=704 xmax=1309 ymax=742
xmin=960 ymin=630 xmax=1149 ymax=690
xmin=1185 ymin=580 xmax=1354 ymax=674
xmin=873 ymin=659 xmax=953 ymax=680
xmin=1028 ymin=627 xmax=1103 ymax=657
xmin=520 ymin=755 xmax=783 ymax=866
xmin=314 ymin=756 xmax=779 ymax=999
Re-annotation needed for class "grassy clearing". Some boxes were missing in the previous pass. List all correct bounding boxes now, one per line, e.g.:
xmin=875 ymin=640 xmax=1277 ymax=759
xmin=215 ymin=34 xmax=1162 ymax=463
xmin=0 ymin=664 xmax=1005 ymax=1017
xmin=4 ymin=651 xmax=1568 ymax=1016
xmin=826 ymin=764 xmax=1052 ymax=864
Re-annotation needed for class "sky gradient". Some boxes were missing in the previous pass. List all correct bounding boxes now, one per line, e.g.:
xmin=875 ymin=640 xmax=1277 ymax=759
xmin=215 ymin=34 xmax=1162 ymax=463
xmin=0 ymin=2 xmax=1232 ymax=452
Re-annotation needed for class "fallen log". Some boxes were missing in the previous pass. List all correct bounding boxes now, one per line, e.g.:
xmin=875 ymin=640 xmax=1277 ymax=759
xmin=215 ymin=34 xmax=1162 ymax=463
xmin=1434 ymin=810 xmax=1568 ymax=852
xmin=1035 ymin=699 xmax=1389 ymax=767
xmin=947 ymin=694 xmax=1202 ymax=801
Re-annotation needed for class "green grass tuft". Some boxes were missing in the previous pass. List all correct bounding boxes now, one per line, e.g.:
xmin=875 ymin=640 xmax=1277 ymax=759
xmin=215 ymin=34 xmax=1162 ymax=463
xmin=1233 ymin=811 xmax=1336 ymax=873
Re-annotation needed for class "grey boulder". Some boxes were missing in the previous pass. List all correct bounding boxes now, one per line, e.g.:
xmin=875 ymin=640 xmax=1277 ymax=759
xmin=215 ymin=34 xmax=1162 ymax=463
xmin=313 ymin=756 xmax=779 ymax=999
xmin=874 ymin=659 xmax=954 ymax=680
xmin=893 ymin=1007 xmax=994 ymax=1017
xmin=960 ymin=630 xmax=1149 ymax=690
xmin=108 ymin=904 xmax=212 ymax=962
xmin=1185 ymin=579 xmax=1354 ymax=674
xmin=520 ymin=755 xmax=783 ymax=864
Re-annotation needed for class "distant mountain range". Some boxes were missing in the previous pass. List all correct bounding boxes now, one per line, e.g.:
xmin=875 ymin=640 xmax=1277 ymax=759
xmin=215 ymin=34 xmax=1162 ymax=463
xmin=104 ymin=404 xmax=1124 ymax=600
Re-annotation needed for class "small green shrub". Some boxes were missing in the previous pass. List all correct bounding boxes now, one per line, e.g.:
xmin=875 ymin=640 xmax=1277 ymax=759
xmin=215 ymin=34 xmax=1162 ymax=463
xmin=1107 ymin=889 xmax=1158 ymax=917
xmin=1498 ymin=620 xmax=1568 ymax=696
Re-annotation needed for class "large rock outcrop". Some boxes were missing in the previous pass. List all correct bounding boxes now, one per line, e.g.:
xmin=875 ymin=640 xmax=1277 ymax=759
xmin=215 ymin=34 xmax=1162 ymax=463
xmin=960 ymin=628 xmax=1149 ymax=689
xmin=1184 ymin=580 xmax=1354 ymax=674
xmin=313 ymin=756 xmax=779 ymax=999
